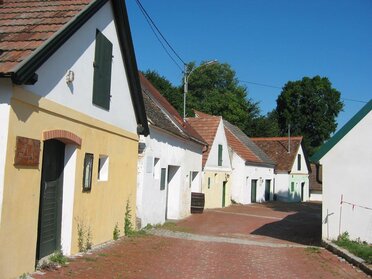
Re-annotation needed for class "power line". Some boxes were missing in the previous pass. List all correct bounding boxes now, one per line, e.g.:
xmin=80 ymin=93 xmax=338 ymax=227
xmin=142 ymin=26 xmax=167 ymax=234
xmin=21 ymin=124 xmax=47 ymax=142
xmin=239 ymin=79 xmax=368 ymax=104
xmin=134 ymin=0 xmax=186 ymax=70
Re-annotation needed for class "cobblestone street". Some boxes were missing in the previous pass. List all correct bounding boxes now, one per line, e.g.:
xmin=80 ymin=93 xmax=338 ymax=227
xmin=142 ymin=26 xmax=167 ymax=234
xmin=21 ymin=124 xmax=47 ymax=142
xmin=32 ymin=202 xmax=369 ymax=278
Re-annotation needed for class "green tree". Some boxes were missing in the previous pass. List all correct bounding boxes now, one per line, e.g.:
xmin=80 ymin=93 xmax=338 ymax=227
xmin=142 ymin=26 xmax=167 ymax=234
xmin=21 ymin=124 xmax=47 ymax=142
xmin=276 ymin=76 xmax=343 ymax=155
xmin=186 ymin=62 xmax=260 ymax=135
xmin=143 ymin=70 xmax=183 ymax=113
xmin=252 ymin=110 xmax=280 ymax=137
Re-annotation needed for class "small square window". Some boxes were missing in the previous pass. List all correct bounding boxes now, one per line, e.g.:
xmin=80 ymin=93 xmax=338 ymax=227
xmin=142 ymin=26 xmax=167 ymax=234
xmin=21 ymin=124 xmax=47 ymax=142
xmin=160 ymin=168 xmax=166 ymax=190
xmin=83 ymin=153 xmax=93 ymax=192
xmin=154 ymin=158 xmax=160 ymax=179
xmin=98 ymin=155 xmax=109 ymax=181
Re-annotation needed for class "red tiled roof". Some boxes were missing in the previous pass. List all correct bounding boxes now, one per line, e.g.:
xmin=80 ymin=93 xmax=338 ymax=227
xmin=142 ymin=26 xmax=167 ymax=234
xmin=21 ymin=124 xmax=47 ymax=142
xmin=0 ymin=0 xmax=92 ymax=74
xmin=309 ymin=163 xmax=322 ymax=191
xmin=225 ymin=128 xmax=262 ymax=164
xmin=186 ymin=112 xmax=221 ymax=167
xmin=251 ymin=137 xmax=303 ymax=172
xmin=139 ymin=72 xmax=206 ymax=144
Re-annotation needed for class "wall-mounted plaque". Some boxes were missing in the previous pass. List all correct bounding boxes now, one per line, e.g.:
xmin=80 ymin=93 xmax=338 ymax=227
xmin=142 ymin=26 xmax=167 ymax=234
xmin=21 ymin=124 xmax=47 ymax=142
xmin=14 ymin=136 xmax=41 ymax=166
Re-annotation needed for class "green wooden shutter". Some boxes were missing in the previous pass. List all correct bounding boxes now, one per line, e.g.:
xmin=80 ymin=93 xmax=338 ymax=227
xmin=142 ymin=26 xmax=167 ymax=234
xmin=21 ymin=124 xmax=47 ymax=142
xmin=297 ymin=154 xmax=301 ymax=171
xmin=218 ymin=144 xmax=223 ymax=166
xmin=160 ymin=168 xmax=166 ymax=190
xmin=93 ymin=30 xmax=113 ymax=110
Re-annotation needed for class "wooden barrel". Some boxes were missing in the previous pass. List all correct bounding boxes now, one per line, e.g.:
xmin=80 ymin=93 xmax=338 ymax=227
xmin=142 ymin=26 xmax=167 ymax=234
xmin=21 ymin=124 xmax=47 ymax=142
xmin=191 ymin=192 xmax=205 ymax=214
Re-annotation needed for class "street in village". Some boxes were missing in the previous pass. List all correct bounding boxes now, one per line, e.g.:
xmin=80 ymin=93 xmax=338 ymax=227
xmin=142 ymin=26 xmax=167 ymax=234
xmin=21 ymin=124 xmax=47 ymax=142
xmin=32 ymin=202 xmax=369 ymax=279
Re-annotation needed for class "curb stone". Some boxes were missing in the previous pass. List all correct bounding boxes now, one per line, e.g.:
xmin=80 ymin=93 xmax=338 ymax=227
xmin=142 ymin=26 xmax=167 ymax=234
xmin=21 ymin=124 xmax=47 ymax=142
xmin=322 ymin=239 xmax=372 ymax=276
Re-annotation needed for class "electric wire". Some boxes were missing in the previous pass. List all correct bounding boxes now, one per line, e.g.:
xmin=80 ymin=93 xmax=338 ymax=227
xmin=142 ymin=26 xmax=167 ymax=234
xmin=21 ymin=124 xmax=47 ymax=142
xmin=239 ymin=80 xmax=368 ymax=104
xmin=134 ymin=0 xmax=186 ymax=70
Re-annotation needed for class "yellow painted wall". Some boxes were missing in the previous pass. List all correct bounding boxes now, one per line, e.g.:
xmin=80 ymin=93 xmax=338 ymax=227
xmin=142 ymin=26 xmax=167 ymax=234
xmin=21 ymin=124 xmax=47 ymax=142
xmin=202 ymin=171 xmax=231 ymax=209
xmin=0 ymin=89 xmax=138 ymax=279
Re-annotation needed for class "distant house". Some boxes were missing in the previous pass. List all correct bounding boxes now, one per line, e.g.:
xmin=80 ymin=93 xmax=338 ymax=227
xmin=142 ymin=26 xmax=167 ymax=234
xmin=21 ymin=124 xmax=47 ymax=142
xmin=252 ymin=137 xmax=310 ymax=202
xmin=136 ymin=73 xmax=206 ymax=227
xmin=312 ymin=100 xmax=372 ymax=244
xmin=224 ymin=121 xmax=276 ymax=204
xmin=0 ymin=1 xmax=148 ymax=278
xmin=187 ymin=111 xmax=232 ymax=209
xmin=309 ymin=163 xmax=322 ymax=201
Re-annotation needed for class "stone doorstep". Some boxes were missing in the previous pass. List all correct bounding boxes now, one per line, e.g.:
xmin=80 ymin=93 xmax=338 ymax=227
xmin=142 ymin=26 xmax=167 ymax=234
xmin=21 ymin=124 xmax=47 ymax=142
xmin=322 ymin=239 xmax=372 ymax=276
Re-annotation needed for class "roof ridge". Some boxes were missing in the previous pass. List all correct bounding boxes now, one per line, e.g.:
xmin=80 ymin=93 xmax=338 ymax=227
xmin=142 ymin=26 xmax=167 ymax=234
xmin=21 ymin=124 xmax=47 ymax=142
xmin=252 ymin=136 xmax=303 ymax=141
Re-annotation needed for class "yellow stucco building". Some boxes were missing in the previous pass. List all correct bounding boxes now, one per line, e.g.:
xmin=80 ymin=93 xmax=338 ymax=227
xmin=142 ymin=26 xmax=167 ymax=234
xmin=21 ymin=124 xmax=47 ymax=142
xmin=0 ymin=1 xmax=148 ymax=278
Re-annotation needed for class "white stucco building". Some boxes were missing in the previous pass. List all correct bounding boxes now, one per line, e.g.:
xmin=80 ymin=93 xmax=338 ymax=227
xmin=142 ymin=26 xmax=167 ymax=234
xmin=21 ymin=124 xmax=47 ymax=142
xmin=252 ymin=137 xmax=310 ymax=202
xmin=312 ymin=100 xmax=372 ymax=244
xmin=224 ymin=121 xmax=275 ymax=204
xmin=136 ymin=74 xmax=206 ymax=227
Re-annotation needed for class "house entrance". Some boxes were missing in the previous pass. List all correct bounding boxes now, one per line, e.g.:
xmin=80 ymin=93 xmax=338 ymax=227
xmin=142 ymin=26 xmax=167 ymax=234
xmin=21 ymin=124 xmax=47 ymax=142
xmin=37 ymin=139 xmax=65 ymax=260
xmin=301 ymin=182 xmax=305 ymax=201
xmin=251 ymin=179 xmax=257 ymax=203
xmin=165 ymin=165 xmax=180 ymax=220
xmin=222 ymin=181 xmax=227 ymax=207
xmin=265 ymin=180 xmax=271 ymax=201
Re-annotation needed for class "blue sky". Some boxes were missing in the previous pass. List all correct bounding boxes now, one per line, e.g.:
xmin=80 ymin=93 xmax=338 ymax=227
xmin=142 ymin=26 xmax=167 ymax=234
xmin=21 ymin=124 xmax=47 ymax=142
xmin=126 ymin=0 xmax=372 ymax=130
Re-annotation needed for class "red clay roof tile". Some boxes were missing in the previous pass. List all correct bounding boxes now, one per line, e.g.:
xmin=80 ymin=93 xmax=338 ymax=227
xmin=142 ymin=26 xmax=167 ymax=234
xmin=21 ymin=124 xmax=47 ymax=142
xmin=0 ymin=0 xmax=92 ymax=74
xmin=251 ymin=137 xmax=303 ymax=172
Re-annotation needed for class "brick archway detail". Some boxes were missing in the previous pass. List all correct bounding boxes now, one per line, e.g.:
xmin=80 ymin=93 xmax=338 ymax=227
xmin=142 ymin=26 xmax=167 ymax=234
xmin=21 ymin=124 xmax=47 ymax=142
xmin=43 ymin=130 xmax=82 ymax=147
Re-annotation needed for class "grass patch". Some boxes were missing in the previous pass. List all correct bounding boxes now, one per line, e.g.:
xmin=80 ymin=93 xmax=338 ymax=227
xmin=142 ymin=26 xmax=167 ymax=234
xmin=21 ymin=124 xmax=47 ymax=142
xmin=155 ymin=222 xmax=191 ymax=233
xmin=334 ymin=232 xmax=372 ymax=264
xmin=305 ymin=246 xmax=321 ymax=254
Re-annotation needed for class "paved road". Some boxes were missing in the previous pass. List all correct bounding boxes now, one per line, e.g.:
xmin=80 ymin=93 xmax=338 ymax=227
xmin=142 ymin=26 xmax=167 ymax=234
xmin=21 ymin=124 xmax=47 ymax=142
xmin=32 ymin=202 xmax=369 ymax=278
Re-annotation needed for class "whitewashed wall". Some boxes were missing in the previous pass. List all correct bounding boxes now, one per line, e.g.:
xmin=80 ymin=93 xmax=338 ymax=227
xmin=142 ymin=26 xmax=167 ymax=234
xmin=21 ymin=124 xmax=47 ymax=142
xmin=205 ymin=119 xmax=231 ymax=171
xmin=230 ymin=150 xmax=274 ymax=204
xmin=320 ymin=111 xmax=372 ymax=243
xmin=274 ymin=173 xmax=290 ymax=201
xmin=137 ymin=127 xmax=203 ymax=227
xmin=0 ymin=79 xmax=12 ymax=225
xmin=24 ymin=2 xmax=137 ymax=134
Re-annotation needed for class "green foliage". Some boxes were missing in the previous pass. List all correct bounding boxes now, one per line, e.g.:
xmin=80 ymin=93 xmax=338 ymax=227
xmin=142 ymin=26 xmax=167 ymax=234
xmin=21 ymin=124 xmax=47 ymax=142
xmin=113 ymin=222 xmax=120 ymax=240
xmin=49 ymin=250 xmax=68 ymax=266
xmin=276 ymin=76 xmax=343 ymax=155
xmin=144 ymin=70 xmax=183 ymax=113
xmin=186 ymin=62 xmax=261 ymax=136
xmin=77 ymin=220 xmax=93 ymax=253
xmin=124 ymin=200 xmax=134 ymax=236
xmin=304 ymin=246 xmax=321 ymax=254
xmin=334 ymin=232 xmax=372 ymax=264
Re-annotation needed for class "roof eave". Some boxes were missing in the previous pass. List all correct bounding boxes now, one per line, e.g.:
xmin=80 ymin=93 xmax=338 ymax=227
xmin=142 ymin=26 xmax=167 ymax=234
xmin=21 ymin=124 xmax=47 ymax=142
xmin=11 ymin=0 xmax=108 ymax=85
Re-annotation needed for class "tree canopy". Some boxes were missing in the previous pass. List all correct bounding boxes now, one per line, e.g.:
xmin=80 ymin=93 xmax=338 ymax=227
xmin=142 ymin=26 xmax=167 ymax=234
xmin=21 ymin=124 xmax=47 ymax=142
xmin=276 ymin=76 xmax=344 ymax=155
xmin=144 ymin=63 xmax=261 ymax=136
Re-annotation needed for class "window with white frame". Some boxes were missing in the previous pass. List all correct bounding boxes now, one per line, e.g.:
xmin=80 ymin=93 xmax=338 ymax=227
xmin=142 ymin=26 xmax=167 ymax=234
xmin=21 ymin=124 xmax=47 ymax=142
xmin=98 ymin=155 xmax=109 ymax=181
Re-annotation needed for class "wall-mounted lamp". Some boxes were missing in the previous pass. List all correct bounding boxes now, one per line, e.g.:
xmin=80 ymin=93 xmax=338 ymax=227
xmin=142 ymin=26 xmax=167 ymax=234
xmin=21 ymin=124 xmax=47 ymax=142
xmin=66 ymin=70 xmax=74 ymax=84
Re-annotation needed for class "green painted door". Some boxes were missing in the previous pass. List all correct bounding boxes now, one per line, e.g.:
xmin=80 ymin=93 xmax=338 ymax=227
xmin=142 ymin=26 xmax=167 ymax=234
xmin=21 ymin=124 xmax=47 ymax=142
xmin=251 ymin=180 xmax=257 ymax=203
xmin=265 ymin=180 xmax=271 ymax=201
xmin=37 ymin=140 xmax=65 ymax=260
xmin=222 ymin=181 xmax=227 ymax=207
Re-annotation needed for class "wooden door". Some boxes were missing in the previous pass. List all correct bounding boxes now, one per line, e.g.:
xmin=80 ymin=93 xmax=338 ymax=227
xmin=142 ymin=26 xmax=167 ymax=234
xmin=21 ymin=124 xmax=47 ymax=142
xmin=37 ymin=140 xmax=65 ymax=260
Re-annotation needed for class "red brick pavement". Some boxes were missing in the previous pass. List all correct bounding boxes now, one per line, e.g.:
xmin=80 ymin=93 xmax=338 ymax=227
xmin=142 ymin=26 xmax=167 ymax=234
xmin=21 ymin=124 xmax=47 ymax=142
xmin=32 ymin=203 xmax=369 ymax=279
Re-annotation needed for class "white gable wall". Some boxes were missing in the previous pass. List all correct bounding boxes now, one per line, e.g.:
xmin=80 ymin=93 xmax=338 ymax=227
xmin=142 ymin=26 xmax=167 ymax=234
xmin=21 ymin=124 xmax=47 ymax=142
xmin=205 ymin=119 xmax=231 ymax=171
xmin=320 ymin=111 xmax=372 ymax=243
xmin=137 ymin=127 xmax=203 ymax=227
xmin=24 ymin=1 xmax=137 ymax=133
xmin=290 ymin=145 xmax=308 ymax=174
xmin=230 ymin=150 xmax=274 ymax=204
xmin=0 ymin=79 xmax=12 ymax=225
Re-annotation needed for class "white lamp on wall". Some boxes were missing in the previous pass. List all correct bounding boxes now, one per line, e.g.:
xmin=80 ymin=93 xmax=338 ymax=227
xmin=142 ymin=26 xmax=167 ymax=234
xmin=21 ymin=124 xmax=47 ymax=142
xmin=66 ymin=70 xmax=74 ymax=84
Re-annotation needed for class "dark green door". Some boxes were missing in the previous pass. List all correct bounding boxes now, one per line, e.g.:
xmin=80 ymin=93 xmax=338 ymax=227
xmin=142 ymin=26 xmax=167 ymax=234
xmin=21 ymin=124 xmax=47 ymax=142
xmin=222 ymin=181 xmax=227 ymax=207
xmin=265 ymin=180 xmax=271 ymax=201
xmin=37 ymin=140 xmax=65 ymax=260
xmin=251 ymin=180 xmax=257 ymax=203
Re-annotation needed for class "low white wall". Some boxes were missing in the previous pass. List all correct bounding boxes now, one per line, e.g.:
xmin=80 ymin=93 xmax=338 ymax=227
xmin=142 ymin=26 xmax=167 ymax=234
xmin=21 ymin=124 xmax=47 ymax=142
xmin=137 ymin=127 xmax=203 ymax=227
xmin=310 ymin=191 xmax=322 ymax=202
xmin=321 ymin=111 xmax=372 ymax=243
xmin=0 ymin=79 xmax=12 ymax=226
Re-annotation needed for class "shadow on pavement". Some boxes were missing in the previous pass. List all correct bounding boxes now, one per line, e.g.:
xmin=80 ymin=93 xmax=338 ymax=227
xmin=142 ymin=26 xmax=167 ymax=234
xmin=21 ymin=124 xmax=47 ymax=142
xmin=251 ymin=202 xmax=322 ymax=246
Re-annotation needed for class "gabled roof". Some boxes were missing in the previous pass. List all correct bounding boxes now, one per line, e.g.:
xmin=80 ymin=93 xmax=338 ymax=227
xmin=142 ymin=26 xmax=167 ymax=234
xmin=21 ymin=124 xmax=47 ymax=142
xmin=311 ymin=99 xmax=372 ymax=162
xmin=223 ymin=120 xmax=275 ymax=167
xmin=309 ymin=163 xmax=322 ymax=191
xmin=252 ymin=137 xmax=303 ymax=173
xmin=139 ymin=73 xmax=206 ymax=145
xmin=186 ymin=111 xmax=222 ymax=167
xmin=0 ymin=0 xmax=149 ymax=135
